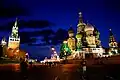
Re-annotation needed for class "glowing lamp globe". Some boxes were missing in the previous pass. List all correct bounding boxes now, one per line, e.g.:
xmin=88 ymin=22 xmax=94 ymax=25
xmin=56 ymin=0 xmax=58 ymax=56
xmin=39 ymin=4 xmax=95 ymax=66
xmin=51 ymin=48 xmax=55 ymax=51
xmin=54 ymin=51 xmax=57 ymax=54
xmin=16 ymin=50 xmax=19 ymax=52
xmin=26 ymin=53 xmax=28 ymax=55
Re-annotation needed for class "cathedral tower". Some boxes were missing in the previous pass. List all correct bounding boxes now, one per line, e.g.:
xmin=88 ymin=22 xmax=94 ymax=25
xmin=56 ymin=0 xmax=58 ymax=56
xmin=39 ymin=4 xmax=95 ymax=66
xmin=109 ymin=29 xmax=118 ymax=48
xmin=67 ymin=26 xmax=76 ymax=51
xmin=85 ymin=23 xmax=96 ymax=48
xmin=109 ymin=29 xmax=118 ymax=54
xmin=8 ymin=18 xmax=20 ymax=49
xmin=77 ymin=12 xmax=86 ymax=33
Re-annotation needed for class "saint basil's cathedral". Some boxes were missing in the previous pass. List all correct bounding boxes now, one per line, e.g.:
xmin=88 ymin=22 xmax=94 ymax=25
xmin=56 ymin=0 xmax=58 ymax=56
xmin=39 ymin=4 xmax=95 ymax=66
xmin=60 ymin=12 xmax=118 ymax=59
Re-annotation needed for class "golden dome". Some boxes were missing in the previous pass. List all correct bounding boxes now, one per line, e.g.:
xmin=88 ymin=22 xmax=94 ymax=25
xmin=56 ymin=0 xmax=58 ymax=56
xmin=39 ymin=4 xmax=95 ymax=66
xmin=68 ymin=26 xmax=74 ymax=33
xmin=84 ymin=23 xmax=94 ymax=32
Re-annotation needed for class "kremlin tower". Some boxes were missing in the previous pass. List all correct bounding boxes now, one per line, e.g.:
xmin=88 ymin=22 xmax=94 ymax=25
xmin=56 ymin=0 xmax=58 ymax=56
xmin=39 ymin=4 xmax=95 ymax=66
xmin=0 ymin=18 xmax=28 ymax=60
xmin=7 ymin=18 xmax=21 ymax=59
xmin=1 ymin=37 xmax=7 ymax=57
xmin=8 ymin=18 xmax=20 ymax=50
xmin=1 ymin=37 xmax=7 ymax=46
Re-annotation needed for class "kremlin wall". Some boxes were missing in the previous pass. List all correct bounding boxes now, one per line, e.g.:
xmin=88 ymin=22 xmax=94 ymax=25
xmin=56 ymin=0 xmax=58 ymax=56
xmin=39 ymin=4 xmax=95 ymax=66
xmin=0 ymin=12 xmax=119 ymax=61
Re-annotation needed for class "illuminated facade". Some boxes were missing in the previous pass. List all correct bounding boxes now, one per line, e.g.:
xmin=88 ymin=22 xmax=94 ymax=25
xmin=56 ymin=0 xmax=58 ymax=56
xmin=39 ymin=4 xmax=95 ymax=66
xmin=67 ymin=26 xmax=76 ymax=52
xmin=60 ymin=12 xmax=105 ymax=59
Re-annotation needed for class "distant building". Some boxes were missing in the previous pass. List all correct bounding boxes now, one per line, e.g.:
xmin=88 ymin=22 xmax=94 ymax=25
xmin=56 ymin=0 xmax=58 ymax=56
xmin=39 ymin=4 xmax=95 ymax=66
xmin=1 ymin=37 xmax=7 ymax=57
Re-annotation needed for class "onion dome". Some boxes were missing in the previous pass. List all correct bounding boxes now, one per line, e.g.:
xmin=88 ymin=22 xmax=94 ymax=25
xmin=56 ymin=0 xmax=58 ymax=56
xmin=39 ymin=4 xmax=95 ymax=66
xmin=63 ymin=40 xmax=68 ymax=44
xmin=77 ymin=22 xmax=86 ymax=27
xmin=68 ymin=26 xmax=74 ymax=33
xmin=84 ymin=23 xmax=94 ymax=32
xmin=76 ymin=33 xmax=82 ymax=39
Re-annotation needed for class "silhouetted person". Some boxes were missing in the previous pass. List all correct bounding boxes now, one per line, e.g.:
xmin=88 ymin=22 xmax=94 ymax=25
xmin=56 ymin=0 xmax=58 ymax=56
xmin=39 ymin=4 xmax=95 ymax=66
xmin=29 ymin=61 xmax=33 ymax=69
xmin=49 ymin=62 xmax=52 ymax=67
xmin=20 ymin=58 xmax=28 ymax=80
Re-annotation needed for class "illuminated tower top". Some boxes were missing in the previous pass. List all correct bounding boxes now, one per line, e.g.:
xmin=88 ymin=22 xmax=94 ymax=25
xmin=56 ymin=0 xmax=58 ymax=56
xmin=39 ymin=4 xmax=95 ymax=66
xmin=11 ymin=18 xmax=19 ymax=38
xmin=8 ymin=18 xmax=20 ymax=49
xmin=68 ymin=25 xmax=74 ymax=38
xmin=77 ymin=12 xmax=86 ymax=33
xmin=79 ymin=12 xmax=83 ymax=23
xmin=109 ymin=29 xmax=116 ymax=42
xmin=109 ymin=29 xmax=118 ymax=48
xmin=1 ymin=37 xmax=7 ymax=46
xmin=77 ymin=12 xmax=86 ymax=26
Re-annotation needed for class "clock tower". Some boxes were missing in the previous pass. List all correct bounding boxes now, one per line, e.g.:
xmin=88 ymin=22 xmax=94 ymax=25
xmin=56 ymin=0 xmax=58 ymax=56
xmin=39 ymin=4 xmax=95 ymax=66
xmin=8 ymin=18 xmax=20 ymax=49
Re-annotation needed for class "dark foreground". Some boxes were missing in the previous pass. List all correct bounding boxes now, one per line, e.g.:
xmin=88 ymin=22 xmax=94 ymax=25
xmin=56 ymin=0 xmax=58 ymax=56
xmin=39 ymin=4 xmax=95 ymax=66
xmin=1 ymin=56 xmax=120 ymax=80
xmin=0 ymin=63 xmax=120 ymax=80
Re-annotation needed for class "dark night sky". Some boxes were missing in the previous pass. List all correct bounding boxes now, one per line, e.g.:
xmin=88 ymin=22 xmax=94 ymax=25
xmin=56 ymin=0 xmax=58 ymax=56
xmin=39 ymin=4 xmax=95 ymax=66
xmin=0 ymin=0 xmax=120 ymax=58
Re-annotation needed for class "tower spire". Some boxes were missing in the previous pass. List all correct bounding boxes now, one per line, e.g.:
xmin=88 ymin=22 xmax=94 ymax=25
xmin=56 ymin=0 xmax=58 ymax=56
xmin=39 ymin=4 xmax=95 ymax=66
xmin=14 ymin=18 xmax=18 ymax=27
xmin=109 ymin=28 xmax=116 ymax=43
xmin=109 ymin=28 xmax=113 ymax=37
xmin=79 ymin=12 xmax=83 ymax=23
xmin=11 ymin=18 xmax=19 ymax=38
xmin=8 ymin=18 xmax=20 ymax=49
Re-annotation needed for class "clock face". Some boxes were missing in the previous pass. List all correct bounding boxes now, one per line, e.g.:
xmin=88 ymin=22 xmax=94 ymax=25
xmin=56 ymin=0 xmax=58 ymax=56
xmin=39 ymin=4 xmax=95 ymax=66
xmin=13 ymin=29 xmax=17 ymax=33
xmin=13 ymin=33 xmax=17 ymax=37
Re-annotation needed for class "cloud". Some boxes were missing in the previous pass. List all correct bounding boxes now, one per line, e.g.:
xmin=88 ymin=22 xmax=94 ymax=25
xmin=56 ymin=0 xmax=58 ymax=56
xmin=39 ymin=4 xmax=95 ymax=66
xmin=19 ymin=32 xmax=37 ymax=44
xmin=19 ymin=20 xmax=55 ymax=28
xmin=0 ymin=0 xmax=28 ymax=18
xmin=19 ymin=29 xmax=55 ymax=44
xmin=0 ymin=20 xmax=55 ymax=31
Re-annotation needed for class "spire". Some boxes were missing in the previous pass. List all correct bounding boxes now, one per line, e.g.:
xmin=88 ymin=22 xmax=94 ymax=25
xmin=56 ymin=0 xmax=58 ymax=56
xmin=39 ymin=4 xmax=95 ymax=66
xmin=11 ymin=18 xmax=19 ymax=38
xmin=14 ymin=18 xmax=18 ymax=27
xmin=109 ymin=28 xmax=116 ymax=42
xmin=109 ymin=28 xmax=113 ymax=36
xmin=79 ymin=12 xmax=83 ymax=23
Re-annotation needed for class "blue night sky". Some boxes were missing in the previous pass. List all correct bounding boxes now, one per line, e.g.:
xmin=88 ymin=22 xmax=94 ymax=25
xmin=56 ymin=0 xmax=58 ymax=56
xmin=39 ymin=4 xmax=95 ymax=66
xmin=0 ymin=0 xmax=120 ymax=59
